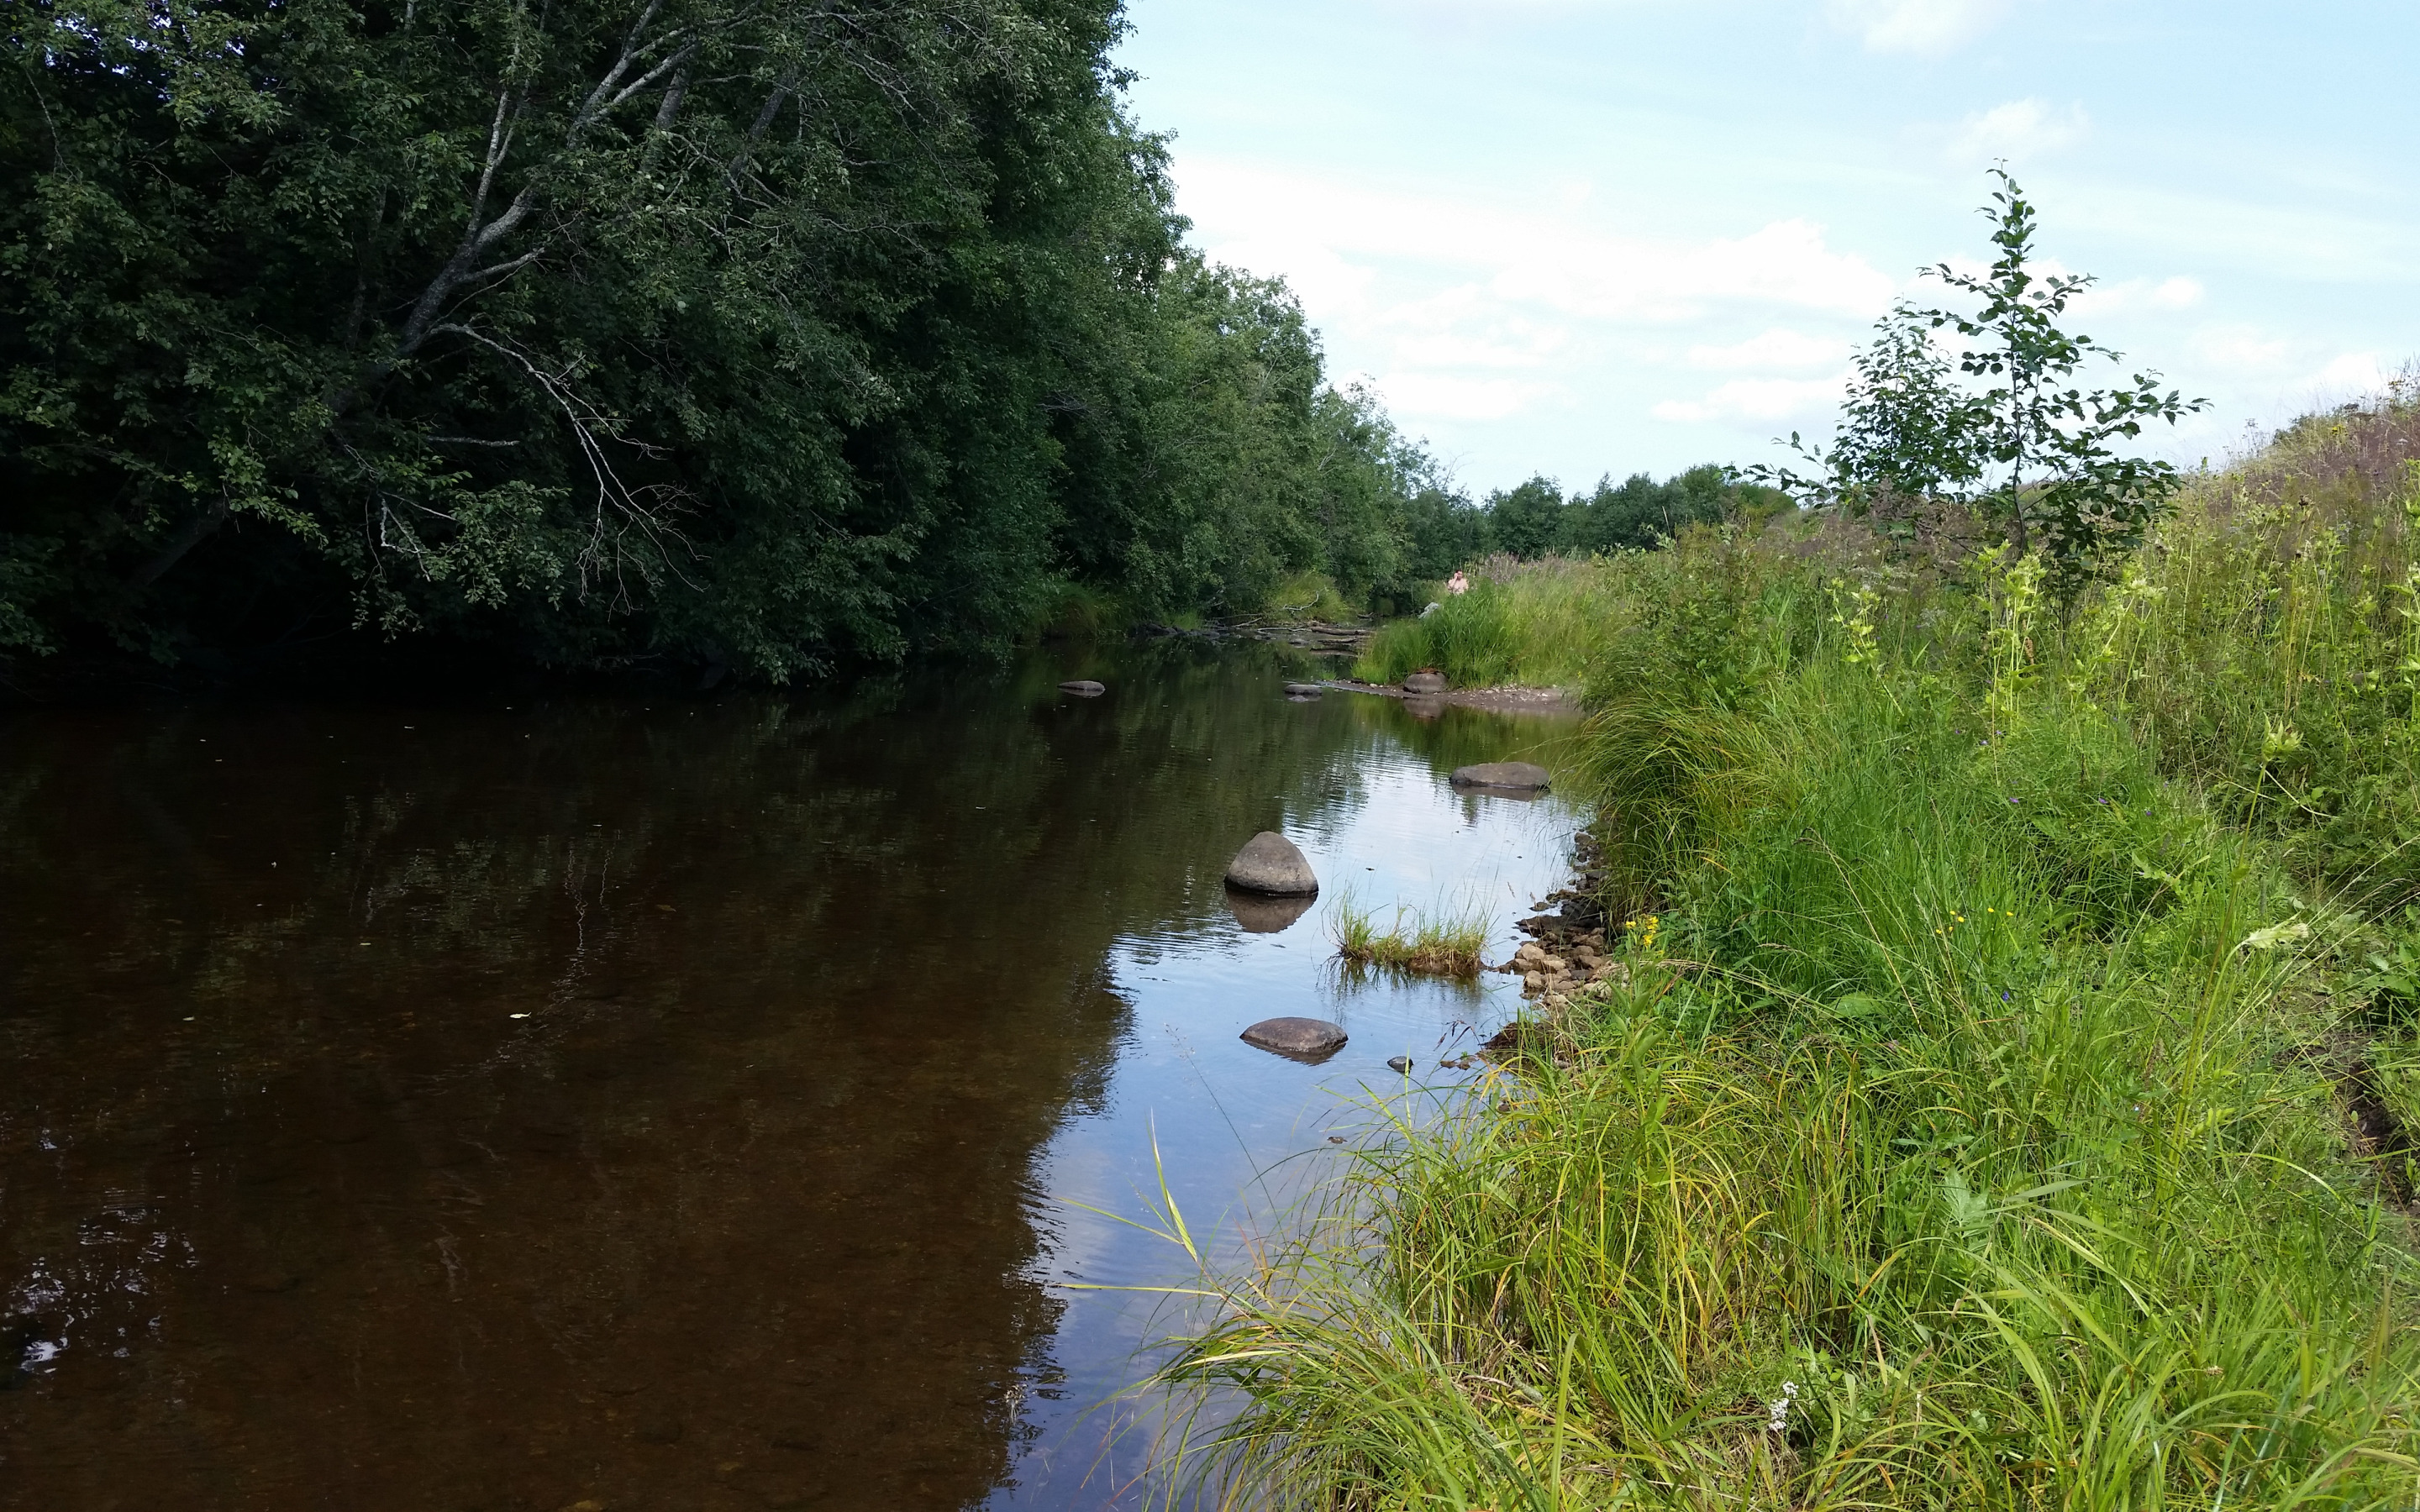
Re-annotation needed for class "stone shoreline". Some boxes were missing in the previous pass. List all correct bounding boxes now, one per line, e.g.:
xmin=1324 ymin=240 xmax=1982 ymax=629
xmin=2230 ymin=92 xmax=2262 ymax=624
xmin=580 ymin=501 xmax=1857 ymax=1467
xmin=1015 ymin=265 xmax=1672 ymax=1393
xmin=1480 ymin=827 xmax=1631 ymax=1052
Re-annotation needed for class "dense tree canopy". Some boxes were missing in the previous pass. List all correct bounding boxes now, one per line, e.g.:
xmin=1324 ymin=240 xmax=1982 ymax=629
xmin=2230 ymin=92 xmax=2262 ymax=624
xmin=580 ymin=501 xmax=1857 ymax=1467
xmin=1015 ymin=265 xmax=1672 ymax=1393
xmin=0 ymin=0 xmax=1453 ymax=679
xmin=1465 ymin=466 xmax=1787 ymax=564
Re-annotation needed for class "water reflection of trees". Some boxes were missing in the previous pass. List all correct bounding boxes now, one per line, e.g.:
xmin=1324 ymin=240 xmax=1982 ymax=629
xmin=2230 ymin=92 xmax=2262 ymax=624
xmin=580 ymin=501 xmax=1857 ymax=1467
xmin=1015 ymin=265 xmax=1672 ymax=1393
xmin=0 ymin=641 xmax=1549 ymax=1510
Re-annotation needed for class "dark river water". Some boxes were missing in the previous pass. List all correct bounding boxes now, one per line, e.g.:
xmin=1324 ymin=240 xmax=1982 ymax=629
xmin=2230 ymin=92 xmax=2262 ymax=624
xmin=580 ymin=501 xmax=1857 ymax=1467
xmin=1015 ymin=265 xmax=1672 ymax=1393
xmin=0 ymin=641 xmax=1581 ymax=1511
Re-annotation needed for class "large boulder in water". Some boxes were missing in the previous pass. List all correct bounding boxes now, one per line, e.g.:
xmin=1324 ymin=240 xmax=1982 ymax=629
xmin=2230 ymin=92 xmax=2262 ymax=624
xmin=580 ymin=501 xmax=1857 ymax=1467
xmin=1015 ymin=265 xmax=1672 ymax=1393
xmin=1451 ymin=761 xmax=1551 ymax=792
xmin=1224 ymin=831 xmax=1318 ymax=896
xmin=1402 ymin=670 xmax=1448 ymax=695
xmin=1240 ymin=1016 xmax=1347 ymax=1060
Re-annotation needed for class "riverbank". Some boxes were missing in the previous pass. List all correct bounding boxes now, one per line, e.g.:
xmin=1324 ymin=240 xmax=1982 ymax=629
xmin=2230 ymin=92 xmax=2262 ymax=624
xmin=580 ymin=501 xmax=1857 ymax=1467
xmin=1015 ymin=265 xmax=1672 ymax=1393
xmin=1150 ymin=392 xmax=2420 ymax=1507
xmin=1328 ymin=678 xmax=1581 ymax=717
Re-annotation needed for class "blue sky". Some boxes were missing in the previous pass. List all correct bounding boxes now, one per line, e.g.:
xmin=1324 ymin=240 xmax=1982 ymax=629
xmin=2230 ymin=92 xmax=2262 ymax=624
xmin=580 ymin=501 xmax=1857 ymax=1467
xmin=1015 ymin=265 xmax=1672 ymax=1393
xmin=1114 ymin=0 xmax=2420 ymax=496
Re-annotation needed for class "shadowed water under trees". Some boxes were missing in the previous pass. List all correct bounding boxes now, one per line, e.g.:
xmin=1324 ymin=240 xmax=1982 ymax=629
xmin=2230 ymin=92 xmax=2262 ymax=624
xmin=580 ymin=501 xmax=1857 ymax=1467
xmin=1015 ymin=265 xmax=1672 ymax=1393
xmin=0 ymin=640 xmax=1581 ymax=1509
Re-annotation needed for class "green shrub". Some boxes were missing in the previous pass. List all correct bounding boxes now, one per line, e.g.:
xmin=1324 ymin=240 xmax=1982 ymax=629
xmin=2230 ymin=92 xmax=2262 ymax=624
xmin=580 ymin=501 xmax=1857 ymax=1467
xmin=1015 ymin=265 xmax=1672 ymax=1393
xmin=1260 ymin=570 xmax=1356 ymax=623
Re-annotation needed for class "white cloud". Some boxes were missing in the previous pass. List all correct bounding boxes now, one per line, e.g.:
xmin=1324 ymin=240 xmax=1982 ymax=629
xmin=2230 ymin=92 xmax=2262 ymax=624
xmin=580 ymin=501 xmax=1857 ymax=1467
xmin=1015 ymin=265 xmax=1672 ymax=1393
xmin=1203 ymin=238 xmax=1376 ymax=315
xmin=1492 ymin=218 xmax=1897 ymax=322
xmin=1828 ymin=0 xmax=2016 ymax=56
xmin=2068 ymin=275 xmax=2205 ymax=318
xmin=1176 ymin=160 xmax=1900 ymax=324
xmin=2151 ymin=276 xmax=2207 ymax=310
xmin=2309 ymin=351 xmax=2389 ymax=399
xmin=1391 ymin=326 xmax=1570 ymax=370
xmin=2191 ymin=327 xmax=2292 ymax=375
xmin=1371 ymin=371 xmax=1561 ymax=422
xmin=1376 ymin=286 xmax=1572 ymax=370
xmin=1172 ymin=158 xmax=1902 ymax=437
xmin=1687 ymin=328 xmax=1853 ymax=370
xmin=1653 ymin=370 xmax=1851 ymax=424
xmin=1947 ymin=97 xmax=2090 ymax=162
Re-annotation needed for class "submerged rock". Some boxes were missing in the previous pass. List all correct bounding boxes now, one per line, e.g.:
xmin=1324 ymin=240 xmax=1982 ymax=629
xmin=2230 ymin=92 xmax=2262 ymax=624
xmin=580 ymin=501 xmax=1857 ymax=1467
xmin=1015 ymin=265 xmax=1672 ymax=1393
xmin=1450 ymin=761 xmax=1551 ymax=792
xmin=1241 ymin=1016 xmax=1348 ymax=1059
xmin=1386 ymin=1055 xmax=1413 ymax=1074
xmin=1224 ymin=831 xmax=1318 ymax=896
xmin=1402 ymin=670 xmax=1448 ymax=695
xmin=1058 ymin=680 xmax=1105 ymax=696
xmin=1225 ymin=886 xmax=1315 ymax=934
xmin=1282 ymin=681 xmax=1324 ymax=696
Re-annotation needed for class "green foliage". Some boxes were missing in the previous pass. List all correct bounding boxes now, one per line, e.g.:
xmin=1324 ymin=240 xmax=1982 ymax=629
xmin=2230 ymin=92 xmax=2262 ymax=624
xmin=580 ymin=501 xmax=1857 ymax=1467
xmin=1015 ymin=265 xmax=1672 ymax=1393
xmin=1329 ymin=895 xmax=1488 ymax=977
xmin=1257 ymin=570 xmax=1354 ymax=623
xmin=1397 ymin=481 xmax=1492 ymax=592
xmin=1353 ymin=562 xmax=1609 ymax=689
xmin=0 ymin=0 xmax=1434 ymax=678
xmin=1569 ymin=464 xmax=1788 ymax=554
xmin=2064 ymin=388 xmax=2420 ymax=906
xmin=1756 ymin=302 xmax=1986 ymax=521
xmin=1150 ymin=390 xmax=2420 ymax=1510
xmin=1465 ymin=465 xmax=1785 ymax=564
xmin=1754 ymin=171 xmax=2205 ymax=585
xmin=1485 ymin=475 xmax=1570 ymax=559
xmin=1919 ymin=171 xmax=2208 ymax=573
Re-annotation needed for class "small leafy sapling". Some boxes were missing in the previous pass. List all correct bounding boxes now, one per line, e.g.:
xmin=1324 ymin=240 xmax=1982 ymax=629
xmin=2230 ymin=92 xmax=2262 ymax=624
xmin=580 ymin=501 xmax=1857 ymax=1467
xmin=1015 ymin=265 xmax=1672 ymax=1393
xmin=1752 ymin=171 xmax=2206 ymax=586
xmin=1912 ymin=170 xmax=2207 ymax=580
xmin=1749 ymin=302 xmax=1986 ymax=522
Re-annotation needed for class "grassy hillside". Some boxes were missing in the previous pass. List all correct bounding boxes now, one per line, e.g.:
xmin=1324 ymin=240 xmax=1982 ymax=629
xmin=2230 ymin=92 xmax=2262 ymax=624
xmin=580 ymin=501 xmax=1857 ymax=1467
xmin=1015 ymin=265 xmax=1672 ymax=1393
xmin=1153 ymin=389 xmax=2420 ymax=1509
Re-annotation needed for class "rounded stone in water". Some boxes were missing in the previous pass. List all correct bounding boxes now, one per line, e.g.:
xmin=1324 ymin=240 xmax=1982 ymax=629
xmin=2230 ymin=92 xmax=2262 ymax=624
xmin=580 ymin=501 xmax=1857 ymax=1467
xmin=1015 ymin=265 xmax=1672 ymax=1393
xmin=1058 ymin=679 xmax=1105 ymax=696
xmin=1240 ymin=1016 xmax=1348 ymax=1059
xmin=1449 ymin=761 xmax=1552 ymax=792
xmin=1223 ymin=831 xmax=1318 ymax=896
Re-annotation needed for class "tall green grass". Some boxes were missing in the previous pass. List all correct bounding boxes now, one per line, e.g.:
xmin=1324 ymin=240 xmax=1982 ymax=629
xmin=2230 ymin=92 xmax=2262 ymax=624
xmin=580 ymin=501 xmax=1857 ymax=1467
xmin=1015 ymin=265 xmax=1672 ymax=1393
xmin=1331 ymin=896 xmax=1490 ymax=976
xmin=1354 ymin=559 xmax=1620 ymax=689
xmin=1144 ymin=391 xmax=2420 ymax=1510
xmin=2067 ymin=400 xmax=2420 ymax=906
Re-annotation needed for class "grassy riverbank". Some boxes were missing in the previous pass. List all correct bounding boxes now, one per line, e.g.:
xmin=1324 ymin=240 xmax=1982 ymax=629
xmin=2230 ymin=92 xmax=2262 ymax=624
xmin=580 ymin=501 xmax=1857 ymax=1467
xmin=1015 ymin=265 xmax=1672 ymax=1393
xmin=1154 ymin=393 xmax=2420 ymax=1508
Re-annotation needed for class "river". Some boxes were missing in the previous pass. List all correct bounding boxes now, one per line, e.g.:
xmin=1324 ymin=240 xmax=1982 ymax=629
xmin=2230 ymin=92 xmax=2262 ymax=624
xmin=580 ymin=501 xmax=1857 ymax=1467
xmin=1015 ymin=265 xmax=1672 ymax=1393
xmin=0 ymin=641 xmax=1581 ymax=1510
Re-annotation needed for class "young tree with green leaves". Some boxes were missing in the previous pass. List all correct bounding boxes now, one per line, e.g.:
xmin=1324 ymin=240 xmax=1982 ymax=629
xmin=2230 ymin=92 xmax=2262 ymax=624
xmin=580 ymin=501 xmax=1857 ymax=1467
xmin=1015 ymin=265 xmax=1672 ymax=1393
xmin=1754 ymin=303 xmax=1986 ymax=516
xmin=1918 ymin=169 xmax=2207 ymax=570
xmin=1755 ymin=171 xmax=2204 ymax=582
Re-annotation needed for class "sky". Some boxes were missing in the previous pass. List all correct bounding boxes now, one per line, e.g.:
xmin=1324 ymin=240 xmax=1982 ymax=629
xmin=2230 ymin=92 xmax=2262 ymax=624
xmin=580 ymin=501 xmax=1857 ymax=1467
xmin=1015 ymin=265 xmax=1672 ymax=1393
xmin=1113 ymin=0 xmax=2420 ymax=496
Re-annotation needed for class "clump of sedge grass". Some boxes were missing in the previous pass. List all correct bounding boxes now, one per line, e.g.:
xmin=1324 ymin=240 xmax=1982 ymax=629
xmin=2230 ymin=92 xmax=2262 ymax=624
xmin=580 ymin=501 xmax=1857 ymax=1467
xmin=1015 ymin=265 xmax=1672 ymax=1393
xmin=1331 ymin=897 xmax=1488 ymax=977
xmin=1139 ymin=392 xmax=2420 ymax=1510
xmin=1151 ymin=638 xmax=2420 ymax=1510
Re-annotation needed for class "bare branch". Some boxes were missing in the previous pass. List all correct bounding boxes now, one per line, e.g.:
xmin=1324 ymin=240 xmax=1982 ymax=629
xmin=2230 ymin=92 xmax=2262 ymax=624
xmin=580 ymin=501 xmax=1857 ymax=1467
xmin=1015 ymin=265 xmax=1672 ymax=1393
xmin=429 ymin=323 xmax=700 ymax=600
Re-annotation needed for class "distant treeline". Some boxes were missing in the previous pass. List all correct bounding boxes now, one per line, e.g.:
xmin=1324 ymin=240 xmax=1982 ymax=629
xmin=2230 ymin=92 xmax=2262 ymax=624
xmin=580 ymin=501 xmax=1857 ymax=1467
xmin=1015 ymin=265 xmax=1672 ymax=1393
xmin=0 ymin=0 xmax=1761 ymax=684
xmin=1400 ymin=468 xmax=1791 ymax=585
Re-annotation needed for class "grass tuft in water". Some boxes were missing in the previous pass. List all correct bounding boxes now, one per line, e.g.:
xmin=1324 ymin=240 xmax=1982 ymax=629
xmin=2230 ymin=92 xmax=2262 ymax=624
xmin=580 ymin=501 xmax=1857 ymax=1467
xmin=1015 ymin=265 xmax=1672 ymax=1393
xmin=1331 ymin=897 xmax=1490 ymax=977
